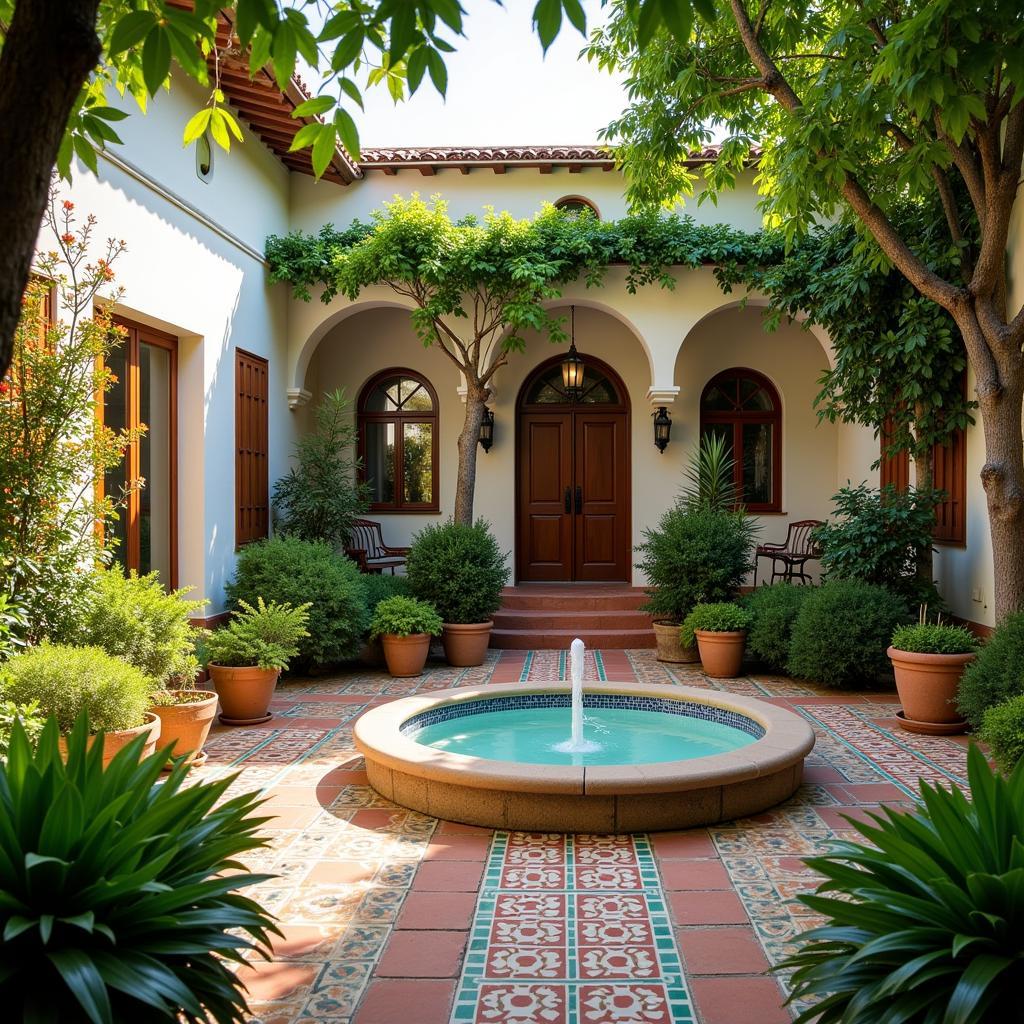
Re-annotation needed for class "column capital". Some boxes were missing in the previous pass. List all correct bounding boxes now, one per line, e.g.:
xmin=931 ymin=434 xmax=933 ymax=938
xmin=646 ymin=386 xmax=680 ymax=407
xmin=287 ymin=387 xmax=312 ymax=410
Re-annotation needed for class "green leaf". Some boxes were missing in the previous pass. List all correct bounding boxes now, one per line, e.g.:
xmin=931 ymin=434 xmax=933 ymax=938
xmin=141 ymin=26 xmax=172 ymax=95
xmin=47 ymin=950 xmax=112 ymax=1024
xmin=311 ymin=123 xmax=338 ymax=178
xmin=659 ymin=0 xmax=693 ymax=46
xmin=334 ymin=107 xmax=361 ymax=159
xmin=533 ymin=0 xmax=563 ymax=52
xmin=426 ymin=48 xmax=448 ymax=95
xmin=407 ymin=47 xmax=428 ymax=93
xmin=340 ymin=77 xmax=364 ymax=110
xmin=287 ymin=122 xmax=323 ymax=153
xmin=292 ymin=95 xmax=336 ymax=118
xmin=562 ymin=0 xmax=587 ymax=34
xmin=182 ymin=108 xmax=213 ymax=146
xmin=108 ymin=11 xmax=157 ymax=57
xmin=271 ymin=22 xmax=297 ymax=91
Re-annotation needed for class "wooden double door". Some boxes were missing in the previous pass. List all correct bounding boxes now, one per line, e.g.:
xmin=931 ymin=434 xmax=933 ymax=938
xmin=517 ymin=407 xmax=630 ymax=582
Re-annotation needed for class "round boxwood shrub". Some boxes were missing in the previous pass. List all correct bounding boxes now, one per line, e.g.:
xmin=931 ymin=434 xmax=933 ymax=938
xmin=958 ymin=611 xmax=1024 ymax=730
xmin=225 ymin=537 xmax=368 ymax=669
xmin=406 ymin=520 xmax=509 ymax=624
xmin=787 ymin=580 xmax=910 ymax=688
xmin=361 ymin=573 xmax=410 ymax=623
xmin=980 ymin=694 xmax=1024 ymax=774
xmin=1 ymin=644 xmax=153 ymax=733
xmin=743 ymin=583 xmax=814 ymax=672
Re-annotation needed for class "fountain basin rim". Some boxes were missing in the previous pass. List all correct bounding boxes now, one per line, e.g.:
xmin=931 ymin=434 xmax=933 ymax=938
xmin=354 ymin=680 xmax=814 ymax=797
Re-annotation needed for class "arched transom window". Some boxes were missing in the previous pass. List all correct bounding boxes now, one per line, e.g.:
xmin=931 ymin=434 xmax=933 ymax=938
xmin=522 ymin=361 xmax=622 ymax=406
xmin=358 ymin=370 xmax=438 ymax=511
xmin=700 ymin=368 xmax=781 ymax=512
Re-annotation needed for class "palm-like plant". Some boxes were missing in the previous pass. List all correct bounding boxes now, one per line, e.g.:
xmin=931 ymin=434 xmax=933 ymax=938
xmin=680 ymin=431 xmax=741 ymax=511
xmin=781 ymin=744 xmax=1024 ymax=1023
xmin=0 ymin=714 xmax=280 ymax=1022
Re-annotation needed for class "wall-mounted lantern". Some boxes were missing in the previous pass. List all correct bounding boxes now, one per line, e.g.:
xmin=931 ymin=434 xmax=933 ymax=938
xmin=653 ymin=406 xmax=672 ymax=453
xmin=478 ymin=406 xmax=495 ymax=453
xmin=561 ymin=306 xmax=585 ymax=400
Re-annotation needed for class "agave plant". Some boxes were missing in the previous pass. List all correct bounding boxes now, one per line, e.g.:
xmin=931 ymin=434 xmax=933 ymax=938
xmin=0 ymin=714 xmax=280 ymax=1022
xmin=781 ymin=744 xmax=1024 ymax=1023
xmin=680 ymin=431 xmax=742 ymax=511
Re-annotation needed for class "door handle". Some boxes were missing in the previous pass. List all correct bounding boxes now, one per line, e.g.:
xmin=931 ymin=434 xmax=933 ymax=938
xmin=575 ymin=485 xmax=582 ymax=514
xmin=564 ymin=486 xmax=571 ymax=513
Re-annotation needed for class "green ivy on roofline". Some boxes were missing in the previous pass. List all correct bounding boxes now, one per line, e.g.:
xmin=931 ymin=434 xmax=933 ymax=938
xmin=265 ymin=199 xmax=976 ymax=458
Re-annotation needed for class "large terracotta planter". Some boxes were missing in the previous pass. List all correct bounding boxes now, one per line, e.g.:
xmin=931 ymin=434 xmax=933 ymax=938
xmin=151 ymin=689 xmax=219 ymax=767
xmin=442 ymin=621 xmax=493 ymax=667
xmin=887 ymin=647 xmax=973 ymax=734
xmin=59 ymin=712 xmax=161 ymax=768
xmin=695 ymin=630 xmax=747 ymax=679
xmin=208 ymin=664 xmax=281 ymax=725
xmin=382 ymin=633 xmax=432 ymax=677
xmin=653 ymin=620 xmax=699 ymax=664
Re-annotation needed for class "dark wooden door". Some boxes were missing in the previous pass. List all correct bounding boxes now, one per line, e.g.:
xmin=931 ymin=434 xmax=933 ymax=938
xmin=517 ymin=409 xmax=629 ymax=582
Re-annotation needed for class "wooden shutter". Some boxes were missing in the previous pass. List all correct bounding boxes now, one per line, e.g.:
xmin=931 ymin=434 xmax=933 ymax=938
xmin=932 ymin=426 xmax=966 ymax=544
xmin=235 ymin=350 xmax=269 ymax=547
xmin=879 ymin=417 xmax=910 ymax=491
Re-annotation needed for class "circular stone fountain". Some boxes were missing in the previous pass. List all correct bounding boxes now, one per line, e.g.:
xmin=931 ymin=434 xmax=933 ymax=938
xmin=354 ymin=662 xmax=815 ymax=833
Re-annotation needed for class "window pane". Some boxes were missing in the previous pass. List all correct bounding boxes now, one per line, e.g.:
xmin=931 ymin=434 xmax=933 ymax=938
xmin=580 ymin=376 xmax=617 ymax=404
xmin=366 ymin=380 xmax=401 ymax=412
xmin=742 ymin=423 xmax=773 ymax=505
xmin=138 ymin=343 xmax=172 ymax=583
xmin=739 ymin=377 xmax=774 ymax=411
xmin=401 ymin=381 xmax=433 ymax=411
xmin=365 ymin=421 xmax=396 ymax=503
xmin=103 ymin=342 xmax=129 ymax=561
xmin=402 ymin=422 xmax=433 ymax=503
xmin=702 ymin=384 xmax=734 ymax=411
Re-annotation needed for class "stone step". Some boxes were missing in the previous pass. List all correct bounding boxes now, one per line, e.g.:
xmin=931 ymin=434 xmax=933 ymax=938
xmin=493 ymin=608 xmax=655 ymax=630
xmin=491 ymin=627 xmax=656 ymax=650
xmin=499 ymin=586 xmax=648 ymax=612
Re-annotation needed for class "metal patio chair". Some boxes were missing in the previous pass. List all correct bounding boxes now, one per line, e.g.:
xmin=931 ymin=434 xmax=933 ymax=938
xmin=344 ymin=519 xmax=410 ymax=574
xmin=753 ymin=519 xmax=824 ymax=586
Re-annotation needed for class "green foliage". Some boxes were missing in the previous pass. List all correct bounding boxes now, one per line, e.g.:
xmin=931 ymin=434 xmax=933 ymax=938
xmin=361 ymin=573 xmax=411 ymax=619
xmin=406 ymin=520 xmax=510 ymax=624
xmin=891 ymin=622 xmax=979 ymax=655
xmin=815 ymin=483 xmax=943 ymax=606
xmin=742 ymin=584 xmax=813 ymax=672
xmin=636 ymin=505 xmax=756 ymax=622
xmin=203 ymin=598 xmax=310 ymax=672
xmin=680 ymin=431 xmax=741 ymax=511
xmin=779 ymin=745 xmax=1024 ymax=1024
xmin=981 ymin=696 xmax=1024 ymax=775
xmin=370 ymin=595 xmax=443 ymax=639
xmin=0 ymin=713 xmax=279 ymax=1023
xmin=70 ymin=568 xmax=206 ymax=686
xmin=272 ymin=388 xmax=369 ymax=548
xmin=958 ymin=612 xmax=1024 ymax=730
xmin=0 ymin=699 xmax=44 ymax=760
xmin=787 ymin=580 xmax=910 ymax=689
xmin=681 ymin=602 xmax=752 ymax=645
xmin=226 ymin=537 xmax=368 ymax=668
xmin=1 ymin=644 xmax=154 ymax=733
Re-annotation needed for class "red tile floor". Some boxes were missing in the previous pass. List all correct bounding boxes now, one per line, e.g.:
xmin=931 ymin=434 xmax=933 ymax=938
xmin=189 ymin=648 xmax=973 ymax=1024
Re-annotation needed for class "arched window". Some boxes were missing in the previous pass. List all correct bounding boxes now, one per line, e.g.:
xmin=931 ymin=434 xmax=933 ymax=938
xmin=554 ymin=195 xmax=600 ymax=219
xmin=358 ymin=370 xmax=438 ymax=511
xmin=522 ymin=360 xmax=623 ymax=406
xmin=700 ymin=368 xmax=781 ymax=512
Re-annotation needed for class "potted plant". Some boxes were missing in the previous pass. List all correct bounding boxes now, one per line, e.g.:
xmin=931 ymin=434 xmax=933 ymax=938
xmin=682 ymin=602 xmax=754 ymax=679
xmin=888 ymin=615 xmax=978 ymax=734
xmin=1 ymin=643 xmax=160 ymax=766
xmin=370 ymin=595 xmax=443 ymax=677
xmin=406 ymin=520 xmax=510 ymax=667
xmin=150 ymin=652 xmax=219 ymax=767
xmin=204 ymin=598 xmax=310 ymax=726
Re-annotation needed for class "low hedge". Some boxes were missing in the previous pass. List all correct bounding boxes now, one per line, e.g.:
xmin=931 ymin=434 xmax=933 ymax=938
xmin=743 ymin=583 xmax=814 ymax=673
xmin=958 ymin=611 xmax=1024 ymax=730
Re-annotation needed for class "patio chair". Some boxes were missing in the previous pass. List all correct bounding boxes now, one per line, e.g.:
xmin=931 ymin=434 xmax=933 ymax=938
xmin=344 ymin=519 xmax=410 ymax=574
xmin=753 ymin=519 xmax=824 ymax=586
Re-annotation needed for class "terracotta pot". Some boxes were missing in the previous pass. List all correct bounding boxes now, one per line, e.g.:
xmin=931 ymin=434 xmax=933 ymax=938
xmin=151 ymin=690 xmax=219 ymax=767
xmin=695 ymin=630 xmax=747 ymax=679
xmin=59 ymin=712 xmax=161 ymax=769
xmin=442 ymin=621 xmax=493 ymax=667
xmin=208 ymin=664 xmax=281 ymax=725
xmin=887 ymin=647 xmax=974 ymax=731
xmin=381 ymin=633 xmax=432 ymax=677
xmin=653 ymin=620 xmax=699 ymax=663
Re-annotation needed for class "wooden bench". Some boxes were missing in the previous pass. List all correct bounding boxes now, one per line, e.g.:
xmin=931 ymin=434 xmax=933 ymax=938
xmin=753 ymin=519 xmax=824 ymax=586
xmin=345 ymin=518 xmax=410 ymax=574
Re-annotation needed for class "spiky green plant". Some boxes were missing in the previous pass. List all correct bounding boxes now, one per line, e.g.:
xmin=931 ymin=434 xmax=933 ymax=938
xmin=780 ymin=744 xmax=1024 ymax=1023
xmin=0 ymin=714 xmax=280 ymax=1022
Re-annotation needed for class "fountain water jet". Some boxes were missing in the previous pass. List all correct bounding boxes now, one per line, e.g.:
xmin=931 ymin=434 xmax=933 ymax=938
xmin=553 ymin=638 xmax=601 ymax=755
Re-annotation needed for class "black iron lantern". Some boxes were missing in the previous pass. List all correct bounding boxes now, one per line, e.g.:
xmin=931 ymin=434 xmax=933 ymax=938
xmin=561 ymin=306 xmax=585 ymax=400
xmin=653 ymin=406 xmax=672 ymax=453
xmin=478 ymin=406 xmax=494 ymax=453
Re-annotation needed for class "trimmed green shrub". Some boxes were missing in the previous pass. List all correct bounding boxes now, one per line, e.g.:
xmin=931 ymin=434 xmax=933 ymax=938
xmin=370 ymin=595 xmax=443 ymax=639
xmin=981 ymin=695 xmax=1024 ymax=774
xmin=890 ymin=621 xmax=979 ymax=655
xmin=780 ymin=745 xmax=1024 ymax=1023
xmin=204 ymin=598 xmax=310 ymax=671
xmin=743 ymin=583 xmax=813 ymax=672
xmin=636 ymin=505 xmax=757 ymax=622
xmin=73 ymin=567 xmax=206 ymax=685
xmin=681 ymin=602 xmax=753 ymax=645
xmin=226 ymin=537 xmax=368 ymax=668
xmin=1 ymin=644 xmax=153 ymax=733
xmin=0 ymin=715 xmax=279 ymax=1022
xmin=787 ymin=580 xmax=909 ymax=688
xmin=406 ymin=520 xmax=509 ymax=624
xmin=958 ymin=612 xmax=1024 ymax=730
xmin=362 ymin=573 xmax=411 ymax=619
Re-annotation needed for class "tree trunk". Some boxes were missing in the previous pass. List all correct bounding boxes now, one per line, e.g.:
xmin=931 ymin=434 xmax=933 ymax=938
xmin=0 ymin=0 xmax=101 ymax=381
xmin=453 ymin=383 xmax=489 ymax=525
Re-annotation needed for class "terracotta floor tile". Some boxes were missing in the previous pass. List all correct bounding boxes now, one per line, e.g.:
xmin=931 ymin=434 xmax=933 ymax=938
xmin=650 ymin=830 xmax=717 ymax=859
xmin=303 ymin=859 xmax=377 ymax=885
xmin=235 ymin=960 xmax=320 ymax=1001
xmin=815 ymin=805 xmax=882 ymax=830
xmin=375 ymin=929 xmax=468 ymax=977
xmin=690 ymin=976 xmax=792 ymax=1024
xmin=267 ymin=924 xmax=341 ymax=960
xmin=264 ymin=806 xmax=324 ymax=830
xmin=669 ymin=890 xmax=749 ymax=926
xmin=435 ymin=819 xmax=495 ymax=836
xmin=658 ymin=859 xmax=732 ymax=890
xmin=413 ymin=860 xmax=486 ymax=891
xmin=837 ymin=782 xmax=909 ymax=803
xmin=352 ymin=979 xmax=457 ymax=1024
xmin=424 ymin=835 xmax=492 ymax=860
xmin=318 ymin=767 xmax=370 ymax=787
xmin=396 ymin=891 xmax=478 ymax=929
xmin=676 ymin=927 xmax=771 ymax=975
xmin=263 ymin=785 xmax=342 ymax=808
xmin=349 ymin=808 xmax=405 ymax=831
xmin=802 ymin=764 xmax=847 ymax=785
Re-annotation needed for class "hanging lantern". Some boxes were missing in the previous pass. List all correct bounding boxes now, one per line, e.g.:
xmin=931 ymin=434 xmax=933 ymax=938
xmin=653 ymin=406 xmax=672 ymax=453
xmin=561 ymin=306 xmax=585 ymax=400
xmin=478 ymin=406 xmax=495 ymax=453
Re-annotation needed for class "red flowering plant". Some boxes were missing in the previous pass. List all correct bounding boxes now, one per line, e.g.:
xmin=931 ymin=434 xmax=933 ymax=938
xmin=0 ymin=189 xmax=141 ymax=652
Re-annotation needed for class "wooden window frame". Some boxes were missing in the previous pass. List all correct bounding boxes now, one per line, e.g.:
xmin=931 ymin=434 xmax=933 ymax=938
xmin=554 ymin=195 xmax=600 ymax=219
xmin=699 ymin=367 xmax=783 ymax=513
xmin=235 ymin=349 xmax=270 ymax=549
xmin=357 ymin=368 xmax=440 ymax=513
